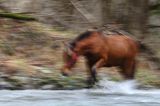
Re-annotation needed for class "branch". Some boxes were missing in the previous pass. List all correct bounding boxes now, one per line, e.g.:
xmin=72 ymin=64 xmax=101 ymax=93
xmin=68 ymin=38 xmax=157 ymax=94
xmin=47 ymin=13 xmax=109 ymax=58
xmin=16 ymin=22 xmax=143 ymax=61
xmin=69 ymin=0 xmax=99 ymax=26
xmin=148 ymin=25 xmax=160 ymax=28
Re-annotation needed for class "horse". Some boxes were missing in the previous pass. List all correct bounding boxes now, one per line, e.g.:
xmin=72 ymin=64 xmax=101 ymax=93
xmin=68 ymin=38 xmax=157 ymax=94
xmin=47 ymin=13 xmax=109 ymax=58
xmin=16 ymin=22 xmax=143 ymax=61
xmin=61 ymin=30 xmax=139 ymax=86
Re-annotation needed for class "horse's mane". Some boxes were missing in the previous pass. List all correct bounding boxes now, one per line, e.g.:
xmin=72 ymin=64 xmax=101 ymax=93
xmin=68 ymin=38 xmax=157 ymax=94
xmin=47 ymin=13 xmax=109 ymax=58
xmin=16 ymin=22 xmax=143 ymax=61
xmin=70 ymin=31 xmax=93 ymax=48
xmin=75 ymin=31 xmax=93 ymax=42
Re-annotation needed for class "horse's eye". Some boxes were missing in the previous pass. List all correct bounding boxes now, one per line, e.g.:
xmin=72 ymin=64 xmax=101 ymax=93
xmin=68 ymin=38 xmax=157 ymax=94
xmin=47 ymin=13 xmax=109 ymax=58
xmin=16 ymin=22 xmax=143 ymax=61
xmin=67 ymin=55 xmax=72 ymax=60
xmin=64 ymin=53 xmax=71 ymax=61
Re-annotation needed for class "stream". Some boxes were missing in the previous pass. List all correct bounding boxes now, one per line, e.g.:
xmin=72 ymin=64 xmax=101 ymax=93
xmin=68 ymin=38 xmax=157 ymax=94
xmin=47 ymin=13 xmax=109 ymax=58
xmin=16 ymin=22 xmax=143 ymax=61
xmin=0 ymin=79 xmax=160 ymax=106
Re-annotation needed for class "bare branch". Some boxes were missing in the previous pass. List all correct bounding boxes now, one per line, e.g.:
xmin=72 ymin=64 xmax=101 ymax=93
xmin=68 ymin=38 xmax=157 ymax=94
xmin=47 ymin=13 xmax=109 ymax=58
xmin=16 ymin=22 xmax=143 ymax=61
xmin=69 ymin=0 xmax=99 ymax=27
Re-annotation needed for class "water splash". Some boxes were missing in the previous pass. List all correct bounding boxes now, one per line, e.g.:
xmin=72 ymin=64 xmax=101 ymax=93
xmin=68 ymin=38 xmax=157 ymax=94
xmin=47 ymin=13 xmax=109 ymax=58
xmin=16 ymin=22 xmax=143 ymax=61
xmin=97 ymin=78 xmax=138 ymax=94
xmin=91 ymin=77 xmax=160 ymax=95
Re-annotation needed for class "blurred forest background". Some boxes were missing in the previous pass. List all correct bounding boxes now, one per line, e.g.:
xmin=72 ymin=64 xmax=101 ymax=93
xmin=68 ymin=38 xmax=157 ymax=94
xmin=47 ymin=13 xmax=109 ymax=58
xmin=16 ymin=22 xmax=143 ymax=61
xmin=0 ymin=0 xmax=160 ymax=90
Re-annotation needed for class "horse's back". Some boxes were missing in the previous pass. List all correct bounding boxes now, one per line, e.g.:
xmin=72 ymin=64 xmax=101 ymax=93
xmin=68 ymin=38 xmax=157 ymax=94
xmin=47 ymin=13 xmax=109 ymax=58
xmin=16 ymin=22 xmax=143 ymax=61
xmin=104 ymin=35 xmax=138 ymax=59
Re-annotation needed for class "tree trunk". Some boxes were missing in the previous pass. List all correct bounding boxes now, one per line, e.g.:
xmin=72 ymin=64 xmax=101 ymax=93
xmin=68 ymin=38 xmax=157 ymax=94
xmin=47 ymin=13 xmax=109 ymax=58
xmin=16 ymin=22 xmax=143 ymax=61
xmin=101 ymin=0 xmax=112 ymax=25
xmin=127 ymin=0 xmax=149 ymax=39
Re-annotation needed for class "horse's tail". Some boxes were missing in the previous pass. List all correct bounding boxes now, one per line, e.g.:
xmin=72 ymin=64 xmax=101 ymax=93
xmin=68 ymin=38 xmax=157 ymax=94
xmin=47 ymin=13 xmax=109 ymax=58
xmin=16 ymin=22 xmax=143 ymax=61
xmin=138 ymin=41 xmax=149 ymax=52
xmin=138 ymin=41 xmax=160 ymax=70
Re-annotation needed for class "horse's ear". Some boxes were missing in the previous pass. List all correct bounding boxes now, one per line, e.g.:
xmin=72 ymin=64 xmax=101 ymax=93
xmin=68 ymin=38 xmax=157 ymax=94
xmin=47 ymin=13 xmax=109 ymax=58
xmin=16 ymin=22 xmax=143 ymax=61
xmin=62 ymin=41 xmax=68 ymax=52
xmin=62 ymin=41 xmax=73 ymax=55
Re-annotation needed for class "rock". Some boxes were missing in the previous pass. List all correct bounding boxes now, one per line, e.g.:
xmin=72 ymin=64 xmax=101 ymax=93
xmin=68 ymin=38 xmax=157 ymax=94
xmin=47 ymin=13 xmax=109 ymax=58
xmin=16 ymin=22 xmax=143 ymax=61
xmin=22 ymin=84 xmax=35 ymax=89
xmin=40 ymin=84 xmax=57 ymax=90
xmin=11 ymin=76 xmax=30 ymax=84
xmin=0 ymin=81 xmax=15 ymax=90
xmin=137 ymin=84 xmax=156 ymax=90
xmin=32 ymin=66 xmax=52 ymax=74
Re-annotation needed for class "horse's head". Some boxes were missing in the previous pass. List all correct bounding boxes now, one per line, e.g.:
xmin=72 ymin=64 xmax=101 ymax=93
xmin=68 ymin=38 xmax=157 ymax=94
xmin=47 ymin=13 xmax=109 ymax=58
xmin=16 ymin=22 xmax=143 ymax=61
xmin=61 ymin=42 xmax=78 ymax=76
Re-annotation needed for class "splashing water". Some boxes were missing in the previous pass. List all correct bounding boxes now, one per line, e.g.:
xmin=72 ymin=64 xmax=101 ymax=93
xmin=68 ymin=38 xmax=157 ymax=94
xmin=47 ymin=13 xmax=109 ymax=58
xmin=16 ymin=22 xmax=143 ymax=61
xmin=91 ymin=77 xmax=160 ymax=96
xmin=97 ymin=78 xmax=138 ymax=94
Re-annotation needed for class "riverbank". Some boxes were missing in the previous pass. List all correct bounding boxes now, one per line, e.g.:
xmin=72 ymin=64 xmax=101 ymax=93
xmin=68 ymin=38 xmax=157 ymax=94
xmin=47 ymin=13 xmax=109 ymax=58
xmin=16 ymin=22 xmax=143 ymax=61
xmin=0 ymin=18 xmax=160 ymax=90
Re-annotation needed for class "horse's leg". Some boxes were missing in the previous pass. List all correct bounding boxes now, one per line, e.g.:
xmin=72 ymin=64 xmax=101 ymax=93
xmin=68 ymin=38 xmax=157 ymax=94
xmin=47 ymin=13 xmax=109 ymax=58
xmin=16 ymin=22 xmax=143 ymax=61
xmin=92 ymin=58 xmax=106 ymax=82
xmin=86 ymin=57 xmax=107 ymax=87
xmin=86 ymin=62 xmax=95 ymax=87
xmin=121 ymin=59 xmax=136 ymax=79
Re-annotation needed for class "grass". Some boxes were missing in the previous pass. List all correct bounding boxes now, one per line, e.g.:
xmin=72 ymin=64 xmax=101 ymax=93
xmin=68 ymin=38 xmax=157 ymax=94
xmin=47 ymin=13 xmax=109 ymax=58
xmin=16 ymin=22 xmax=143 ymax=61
xmin=136 ymin=68 xmax=160 ymax=87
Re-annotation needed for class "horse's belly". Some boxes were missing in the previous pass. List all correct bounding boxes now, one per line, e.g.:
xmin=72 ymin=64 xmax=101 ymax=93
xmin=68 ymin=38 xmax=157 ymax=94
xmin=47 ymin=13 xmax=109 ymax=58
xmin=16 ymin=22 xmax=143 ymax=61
xmin=105 ymin=57 xmax=125 ymax=67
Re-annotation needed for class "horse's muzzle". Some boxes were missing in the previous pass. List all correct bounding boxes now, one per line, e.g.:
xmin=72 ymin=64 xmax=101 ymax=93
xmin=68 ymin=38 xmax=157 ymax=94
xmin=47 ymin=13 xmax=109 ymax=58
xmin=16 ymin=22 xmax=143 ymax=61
xmin=61 ymin=67 xmax=70 ymax=76
xmin=61 ymin=71 xmax=69 ymax=76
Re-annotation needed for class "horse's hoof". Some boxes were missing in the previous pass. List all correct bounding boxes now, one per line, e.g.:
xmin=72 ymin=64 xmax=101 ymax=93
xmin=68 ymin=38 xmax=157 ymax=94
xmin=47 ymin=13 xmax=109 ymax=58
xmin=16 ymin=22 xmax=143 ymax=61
xmin=86 ymin=79 xmax=93 ymax=84
xmin=86 ymin=80 xmax=95 ymax=88
xmin=95 ymin=79 xmax=98 ymax=83
xmin=85 ymin=85 xmax=93 ymax=89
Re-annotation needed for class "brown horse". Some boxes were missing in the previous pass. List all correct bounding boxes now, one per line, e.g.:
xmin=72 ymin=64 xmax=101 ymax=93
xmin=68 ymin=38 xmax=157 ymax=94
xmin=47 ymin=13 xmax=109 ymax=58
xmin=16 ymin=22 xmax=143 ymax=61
xmin=61 ymin=30 xmax=139 ymax=86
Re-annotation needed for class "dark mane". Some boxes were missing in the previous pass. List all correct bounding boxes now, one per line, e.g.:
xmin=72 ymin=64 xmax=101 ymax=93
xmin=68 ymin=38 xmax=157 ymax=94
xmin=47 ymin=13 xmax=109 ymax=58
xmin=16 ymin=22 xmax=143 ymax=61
xmin=75 ymin=31 xmax=93 ymax=42
xmin=70 ymin=31 xmax=93 ymax=48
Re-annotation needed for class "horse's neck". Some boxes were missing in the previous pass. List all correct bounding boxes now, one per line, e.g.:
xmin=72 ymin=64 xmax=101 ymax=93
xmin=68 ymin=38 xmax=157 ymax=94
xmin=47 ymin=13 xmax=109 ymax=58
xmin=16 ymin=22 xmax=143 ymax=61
xmin=72 ymin=40 xmax=88 ymax=55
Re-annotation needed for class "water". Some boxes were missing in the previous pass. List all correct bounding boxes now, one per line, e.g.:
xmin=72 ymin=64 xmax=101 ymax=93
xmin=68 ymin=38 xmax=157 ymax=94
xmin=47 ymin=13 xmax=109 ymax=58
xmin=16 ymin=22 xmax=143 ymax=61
xmin=0 ymin=79 xmax=160 ymax=106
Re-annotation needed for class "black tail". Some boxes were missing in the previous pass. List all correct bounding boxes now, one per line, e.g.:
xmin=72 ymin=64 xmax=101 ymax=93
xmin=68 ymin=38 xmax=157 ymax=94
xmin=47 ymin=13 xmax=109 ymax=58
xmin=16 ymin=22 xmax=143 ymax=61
xmin=138 ymin=41 xmax=160 ymax=70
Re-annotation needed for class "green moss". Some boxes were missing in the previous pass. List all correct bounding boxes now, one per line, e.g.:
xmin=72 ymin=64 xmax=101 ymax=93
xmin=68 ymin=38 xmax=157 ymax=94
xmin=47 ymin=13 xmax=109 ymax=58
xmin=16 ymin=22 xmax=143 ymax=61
xmin=0 ymin=12 xmax=36 ymax=21
xmin=150 ymin=10 xmax=160 ymax=15
xmin=150 ymin=4 xmax=160 ymax=11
